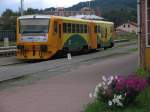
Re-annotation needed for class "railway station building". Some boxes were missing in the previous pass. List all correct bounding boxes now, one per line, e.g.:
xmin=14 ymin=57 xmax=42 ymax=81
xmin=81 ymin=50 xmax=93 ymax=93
xmin=139 ymin=0 xmax=150 ymax=70
xmin=44 ymin=7 xmax=96 ymax=17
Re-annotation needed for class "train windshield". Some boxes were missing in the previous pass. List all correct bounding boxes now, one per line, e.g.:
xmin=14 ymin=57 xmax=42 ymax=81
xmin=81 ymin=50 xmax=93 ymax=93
xmin=20 ymin=19 xmax=50 ymax=34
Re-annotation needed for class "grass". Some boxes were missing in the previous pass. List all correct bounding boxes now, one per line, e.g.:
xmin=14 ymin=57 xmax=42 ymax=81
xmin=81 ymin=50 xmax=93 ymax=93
xmin=85 ymin=68 xmax=150 ymax=112
xmin=114 ymin=33 xmax=138 ymax=41
xmin=136 ymin=68 xmax=150 ymax=78
xmin=129 ymin=48 xmax=138 ymax=52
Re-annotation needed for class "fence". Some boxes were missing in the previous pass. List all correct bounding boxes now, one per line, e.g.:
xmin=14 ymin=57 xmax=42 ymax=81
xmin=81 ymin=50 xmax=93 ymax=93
xmin=0 ymin=30 xmax=16 ymax=47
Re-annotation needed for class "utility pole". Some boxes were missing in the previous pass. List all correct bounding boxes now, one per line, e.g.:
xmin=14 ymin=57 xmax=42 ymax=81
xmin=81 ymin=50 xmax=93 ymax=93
xmin=21 ymin=0 xmax=24 ymax=16
xmin=88 ymin=1 xmax=91 ymax=7
xmin=137 ymin=0 xmax=141 ymax=67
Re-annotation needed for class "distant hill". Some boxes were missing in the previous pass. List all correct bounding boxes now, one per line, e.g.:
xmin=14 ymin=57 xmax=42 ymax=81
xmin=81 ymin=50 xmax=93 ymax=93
xmin=44 ymin=0 xmax=137 ymax=26
xmin=66 ymin=0 xmax=137 ymax=26
xmin=67 ymin=0 xmax=136 ymax=12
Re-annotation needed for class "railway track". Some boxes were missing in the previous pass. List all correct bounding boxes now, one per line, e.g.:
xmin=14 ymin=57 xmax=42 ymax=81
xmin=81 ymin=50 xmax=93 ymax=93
xmin=0 ymin=41 xmax=137 ymax=82
xmin=0 ymin=39 xmax=136 ymax=57
xmin=0 ymin=40 xmax=137 ymax=67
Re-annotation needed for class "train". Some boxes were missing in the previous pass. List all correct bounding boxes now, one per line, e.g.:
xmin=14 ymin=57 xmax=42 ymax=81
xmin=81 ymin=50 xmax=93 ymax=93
xmin=16 ymin=15 xmax=114 ymax=60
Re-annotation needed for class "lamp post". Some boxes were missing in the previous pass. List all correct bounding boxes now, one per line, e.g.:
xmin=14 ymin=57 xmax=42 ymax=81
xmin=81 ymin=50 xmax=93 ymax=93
xmin=21 ymin=0 xmax=24 ymax=15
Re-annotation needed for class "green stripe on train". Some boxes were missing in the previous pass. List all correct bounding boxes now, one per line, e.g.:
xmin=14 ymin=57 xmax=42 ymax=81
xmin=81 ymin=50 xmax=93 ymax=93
xmin=99 ymin=37 xmax=113 ymax=48
xmin=63 ymin=34 xmax=88 ymax=51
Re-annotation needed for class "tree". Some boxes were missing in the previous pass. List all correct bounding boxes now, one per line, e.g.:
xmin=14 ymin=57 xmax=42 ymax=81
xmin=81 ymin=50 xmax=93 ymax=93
xmin=0 ymin=9 xmax=18 ymax=30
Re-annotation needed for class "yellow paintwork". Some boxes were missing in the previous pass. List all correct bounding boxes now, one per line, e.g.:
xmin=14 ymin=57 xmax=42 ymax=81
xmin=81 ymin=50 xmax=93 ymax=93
xmin=16 ymin=15 xmax=114 ymax=60
xmin=145 ymin=48 xmax=150 ymax=69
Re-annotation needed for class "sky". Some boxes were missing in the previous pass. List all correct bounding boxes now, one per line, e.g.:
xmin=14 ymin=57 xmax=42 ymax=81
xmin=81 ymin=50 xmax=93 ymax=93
xmin=0 ymin=0 xmax=91 ymax=15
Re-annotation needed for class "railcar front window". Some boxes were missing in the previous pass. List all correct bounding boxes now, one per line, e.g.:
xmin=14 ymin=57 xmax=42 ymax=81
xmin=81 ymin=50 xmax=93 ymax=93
xmin=20 ymin=19 xmax=50 ymax=34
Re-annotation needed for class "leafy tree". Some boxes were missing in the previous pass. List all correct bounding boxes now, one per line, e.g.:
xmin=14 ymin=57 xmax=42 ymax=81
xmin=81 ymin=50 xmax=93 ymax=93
xmin=0 ymin=9 xmax=18 ymax=30
xmin=24 ymin=8 xmax=41 ymax=15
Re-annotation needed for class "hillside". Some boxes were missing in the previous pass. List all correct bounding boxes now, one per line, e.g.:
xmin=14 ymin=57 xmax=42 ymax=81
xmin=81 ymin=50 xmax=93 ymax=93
xmin=66 ymin=0 xmax=137 ymax=26
xmin=67 ymin=0 xmax=136 ymax=12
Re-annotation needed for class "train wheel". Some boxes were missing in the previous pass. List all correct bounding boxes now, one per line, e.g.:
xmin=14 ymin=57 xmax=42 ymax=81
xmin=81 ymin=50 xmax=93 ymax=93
xmin=110 ymin=42 xmax=114 ymax=48
xmin=104 ymin=47 xmax=108 ymax=50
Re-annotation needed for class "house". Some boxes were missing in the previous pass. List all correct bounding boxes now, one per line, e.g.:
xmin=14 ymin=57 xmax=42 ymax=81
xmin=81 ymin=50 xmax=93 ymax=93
xmin=44 ymin=7 xmax=96 ymax=17
xmin=116 ymin=22 xmax=137 ymax=34
xmin=139 ymin=0 xmax=150 ymax=70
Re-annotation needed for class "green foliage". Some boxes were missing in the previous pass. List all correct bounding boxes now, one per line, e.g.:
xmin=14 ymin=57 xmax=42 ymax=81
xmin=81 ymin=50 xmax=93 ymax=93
xmin=136 ymin=68 xmax=150 ymax=78
xmin=85 ymin=101 xmax=108 ymax=112
xmin=102 ymin=9 xmax=137 ymax=26
xmin=114 ymin=33 xmax=138 ymax=41
xmin=0 ymin=9 xmax=19 ymax=30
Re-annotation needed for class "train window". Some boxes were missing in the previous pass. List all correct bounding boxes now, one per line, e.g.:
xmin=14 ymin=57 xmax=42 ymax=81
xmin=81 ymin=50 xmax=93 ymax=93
xmin=54 ymin=22 xmax=58 ymax=33
xmin=76 ymin=24 xmax=80 ymax=33
xmin=80 ymin=24 xmax=84 ymax=33
xmin=94 ymin=25 xmax=97 ymax=33
xmin=105 ymin=28 xmax=108 ymax=38
xmin=67 ymin=23 xmax=71 ymax=33
xmin=63 ymin=23 xmax=67 ymax=33
xmin=111 ymin=26 xmax=114 ymax=32
xmin=72 ymin=24 xmax=76 ymax=33
xmin=84 ymin=25 xmax=87 ymax=33
xmin=98 ymin=26 xmax=101 ymax=33
xmin=101 ymin=28 xmax=105 ymax=38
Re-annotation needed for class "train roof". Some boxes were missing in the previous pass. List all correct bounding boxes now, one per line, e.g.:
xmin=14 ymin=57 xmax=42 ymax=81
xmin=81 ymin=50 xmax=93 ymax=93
xmin=18 ymin=15 xmax=51 ymax=19
xmin=18 ymin=15 xmax=114 ymax=25
xmin=54 ymin=16 xmax=113 ymax=25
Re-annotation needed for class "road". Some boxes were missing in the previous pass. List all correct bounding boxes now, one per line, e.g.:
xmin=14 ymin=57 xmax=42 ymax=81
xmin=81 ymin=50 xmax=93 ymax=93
xmin=0 ymin=51 xmax=138 ymax=112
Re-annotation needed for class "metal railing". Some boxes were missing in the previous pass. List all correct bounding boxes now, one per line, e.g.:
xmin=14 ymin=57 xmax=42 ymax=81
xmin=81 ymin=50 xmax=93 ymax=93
xmin=0 ymin=30 xmax=16 ymax=47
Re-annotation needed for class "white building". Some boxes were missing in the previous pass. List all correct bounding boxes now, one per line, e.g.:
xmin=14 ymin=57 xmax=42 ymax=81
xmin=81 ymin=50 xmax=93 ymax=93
xmin=116 ymin=22 xmax=137 ymax=34
xmin=69 ymin=15 xmax=104 ymax=20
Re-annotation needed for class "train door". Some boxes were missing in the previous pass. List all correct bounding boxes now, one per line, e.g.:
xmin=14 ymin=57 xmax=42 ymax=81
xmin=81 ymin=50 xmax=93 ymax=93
xmin=51 ymin=18 xmax=62 ymax=50
xmin=88 ymin=22 xmax=97 ymax=49
xmin=58 ymin=20 xmax=62 ymax=50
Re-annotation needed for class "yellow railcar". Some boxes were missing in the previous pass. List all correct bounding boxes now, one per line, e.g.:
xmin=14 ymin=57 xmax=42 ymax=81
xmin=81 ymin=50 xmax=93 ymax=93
xmin=16 ymin=15 xmax=114 ymax=60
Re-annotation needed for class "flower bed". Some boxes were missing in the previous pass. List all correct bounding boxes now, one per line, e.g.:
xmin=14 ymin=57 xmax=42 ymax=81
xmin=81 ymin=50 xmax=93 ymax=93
xmin=89 ymin=75 xmax=148 ymax=108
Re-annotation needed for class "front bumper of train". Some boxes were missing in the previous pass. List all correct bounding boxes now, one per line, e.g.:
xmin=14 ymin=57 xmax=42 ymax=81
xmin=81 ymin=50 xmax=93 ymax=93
xmin=16 ymin=45 xmax=52 ymax=60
